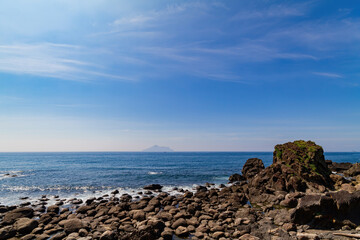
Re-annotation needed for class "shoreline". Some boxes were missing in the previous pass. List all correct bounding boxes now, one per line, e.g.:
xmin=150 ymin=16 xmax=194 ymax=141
xmin=1 ymin=141 xmax=360 ymax=239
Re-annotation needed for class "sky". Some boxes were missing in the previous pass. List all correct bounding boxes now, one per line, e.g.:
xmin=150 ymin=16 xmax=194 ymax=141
xmin=0 ymin=0 xmax=359 ymax=152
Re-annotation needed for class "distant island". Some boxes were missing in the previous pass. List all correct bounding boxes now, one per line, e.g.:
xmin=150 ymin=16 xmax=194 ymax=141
xmin=143 ymin=145 xmax=174 ymax=152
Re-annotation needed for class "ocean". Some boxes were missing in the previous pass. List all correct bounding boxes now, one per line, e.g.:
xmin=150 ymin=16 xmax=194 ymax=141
xmin=0 ymin=152 xmax=359 ymax=206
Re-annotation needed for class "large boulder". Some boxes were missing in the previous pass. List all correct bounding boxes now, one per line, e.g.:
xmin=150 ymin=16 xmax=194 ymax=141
xmin=14 ymin=218 xmax=38 ymax=234
xmin=247 ymin=140 xmax=333 ymax=203
xmin=2 ymin=207 xmax=34 ymax=225
xmin=59 ymin=218 xmax=84 ymax=234
xmin=344 ymin=163 xmax=360 ymax=177
xmin=143 ymin=184 xmax=163 ymax=190
xmin=242 ymin=158 xmax=265 ymax=180
xmin=292 ymin=191 xmax=360 ymax=228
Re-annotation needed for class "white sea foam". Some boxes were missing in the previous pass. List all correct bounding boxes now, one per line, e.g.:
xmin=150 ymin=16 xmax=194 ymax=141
xmin=0 ymin=171 xmax=28 ymax=180
xmin=148 ymin=171 xmax=163 ymax=175
xmin=0 ymin=184 xmax=200 ymax=206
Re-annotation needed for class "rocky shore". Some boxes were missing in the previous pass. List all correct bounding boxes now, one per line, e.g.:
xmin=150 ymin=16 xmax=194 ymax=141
xmin=1 ymin=140 xmax=360 ymax=240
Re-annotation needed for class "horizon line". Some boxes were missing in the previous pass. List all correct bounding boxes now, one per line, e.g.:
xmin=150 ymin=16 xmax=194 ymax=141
xmin=0 ymin=150 xmax=356 ymax=153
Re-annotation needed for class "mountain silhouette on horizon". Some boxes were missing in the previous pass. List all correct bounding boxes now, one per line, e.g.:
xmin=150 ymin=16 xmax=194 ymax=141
xmin=143 ymin=145 xmax=174 ymax=152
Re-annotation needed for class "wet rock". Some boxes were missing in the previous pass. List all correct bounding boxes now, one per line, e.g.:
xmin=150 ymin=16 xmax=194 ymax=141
xmin=143 ymin=184 xmax=163 ymax=190
xmin=111 ymin=190 xmax=119 ymax=195
xmin=242 ymin=158 xmax=265 ymax=180
xmin=47 ymin=205 xmax=59 ymax=214
xmin=3 ymin=207 xmax=34 ymax=224
xmin=14 ymin=218 xmax=38 ymax=234
xmin=72 ymin=199 xmax=83 ymax=204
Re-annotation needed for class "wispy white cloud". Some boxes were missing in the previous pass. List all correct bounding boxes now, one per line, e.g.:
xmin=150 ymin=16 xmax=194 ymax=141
xmin=192 ymin=44 xmax=318 ymax=61
xmin=231 ymin=2 xmax=308 ymax=21
xmin=0 ymin=43 xmax=136 ymax=81
xmin=113 ymin=15 xmax=153 ymax=25
xmin=313 ymin=72 xmax=344 ymax=78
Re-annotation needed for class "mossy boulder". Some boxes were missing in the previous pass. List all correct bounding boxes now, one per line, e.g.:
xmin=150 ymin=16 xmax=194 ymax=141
xmin=273 ymin=140 xmax=332 ymax=187
xmin=247 ymin=140 xmax=333 ymax=203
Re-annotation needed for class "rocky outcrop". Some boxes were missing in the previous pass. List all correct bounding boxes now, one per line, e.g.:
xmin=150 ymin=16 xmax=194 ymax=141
xmin=242 ymin=158 xmax=264 ymax=180
xmin=247 ymin=141 xmax=334 ymax=204
xmin=229 ymin=173 xmax=246 ymax=183
xmin=326 ymin=160 xmax=352 ymax=173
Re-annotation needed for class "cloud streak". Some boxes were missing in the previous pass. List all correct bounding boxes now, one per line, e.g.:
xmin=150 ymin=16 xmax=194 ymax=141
xmin=0 ymin=43 xmax=136 ymax=82
xmin=313 ymin=72 xmax=344 ymax=78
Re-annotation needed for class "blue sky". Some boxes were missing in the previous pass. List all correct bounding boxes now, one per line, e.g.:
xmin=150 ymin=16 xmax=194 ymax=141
xmin=0 ymin=0 xmax=359 ymax=151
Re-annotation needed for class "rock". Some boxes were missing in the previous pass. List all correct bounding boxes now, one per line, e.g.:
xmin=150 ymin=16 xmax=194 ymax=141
xmin=111 ymin=189 xmax=119 ymax=195
xmin=130 ymin=210 xmax=145 ymax=221
xmin=3 ymin=207 xmax=34 ymax=224
xmin=175 ymin=226 xmax=189 ymax=238
xmin=340 ymin=183 xmax=356 ymax=193
xmin=52 ymin=232 xmax=67 ymax=240
xmin=36 ymin=234 xmax=50 ymax=240
xmin=171 ymin=218 xmax=187 ymax=229
xmin=77 ymin=205 xmax=92 ymax=214
xmin=47 ymin=205 xmax=59 ymax=214
xmin=242 ymin=158 xmax=265 ymax=179
xmin=0 ymin=226 xmax=16 ymax=239
xmin=213 ymin=231 xmax=225 ymax=238
xmin=100 ymin=230 xmax=116 ymax=240
xmin=239 ymin=234 xmax=260 ymax=240
xmin=282 ymin=223 xmax=296 ymax=232
xmin=79 ymin=228 xmax=88 ymax=237
xmin=229 ymin=173 xmax=246 ymax=183
xmin=248 ymin=141 xmax=333 ymax=203
xmin=326 ymin=160 xmax=353 ymax=173
xmin=161 ymin=228 xmax=173 ymax=240
xmin=61 ymin=218 xmax=84 ymax=234
xmin=292 ymin=194 xmax=336 ymax=226
xmin=345 ymin=163 xmax=360 ymax=177
xmin=72 ymin=199 xmax=83 ymax=204
xmin=329 ymin=190 xmax=360 ymax=225
xmin=14 ymin=218 xmax=38 ymax=234
xmin=21 ymin=233 xmax=36 ymax=240
xmin=143 ymin=184 xmax=163 ymax=190
xmin=280 ymin=195 xmax=298 ymax=208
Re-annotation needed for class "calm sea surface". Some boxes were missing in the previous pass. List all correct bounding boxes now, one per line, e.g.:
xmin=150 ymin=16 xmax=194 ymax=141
xmin=0 ymin=152 xmax=359 ymax=205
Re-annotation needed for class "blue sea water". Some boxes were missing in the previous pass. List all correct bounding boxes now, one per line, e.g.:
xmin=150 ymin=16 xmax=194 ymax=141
xmin=0 ymin=152 xmax=359 ymax=206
